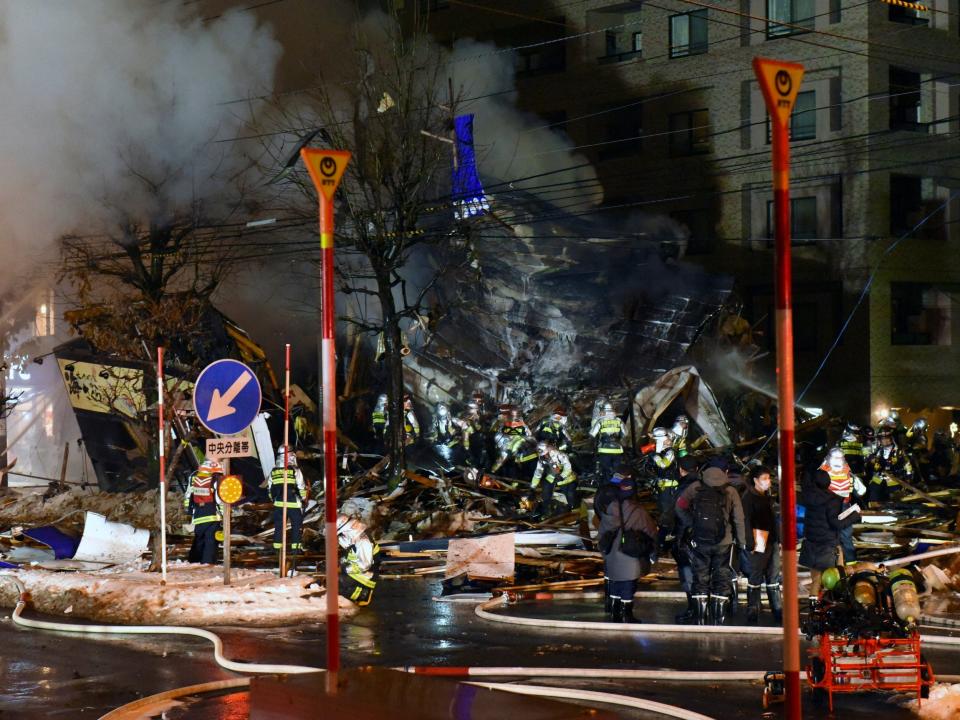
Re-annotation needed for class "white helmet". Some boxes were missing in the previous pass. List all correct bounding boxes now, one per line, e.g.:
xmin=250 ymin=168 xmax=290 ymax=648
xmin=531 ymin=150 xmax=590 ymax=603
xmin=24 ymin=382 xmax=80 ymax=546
xmin=652 ymin=427 xmax=673 ymax=453
xmin=275 ymin=445 xmax=297 ymax=467
xmin=375 ymin=394 xmax=387 ymax=410
xmin=672 ymin=415 xmax=689 ymax=437
xmin=603 ymin=402 xmax=614 ymax=417
xmin=537 ymin=441 xmax=552 ymax=457
xmin=436 ymin=403 xmax=449 ymax=418
xmin=826 ymin=447 xmax=845 ymax=472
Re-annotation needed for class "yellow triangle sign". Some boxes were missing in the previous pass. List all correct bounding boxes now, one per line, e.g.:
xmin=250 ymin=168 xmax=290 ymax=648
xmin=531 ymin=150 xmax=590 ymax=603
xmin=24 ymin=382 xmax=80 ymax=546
xmin=300 ymin=148 xmax=351 ymax=202
xmin=753 ymin=57 xmax=805 ymax=129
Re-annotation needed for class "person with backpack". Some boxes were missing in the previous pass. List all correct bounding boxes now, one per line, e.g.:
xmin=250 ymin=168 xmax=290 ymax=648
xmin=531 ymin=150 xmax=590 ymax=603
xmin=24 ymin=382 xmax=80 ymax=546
xmin=675 ymin=466 xmax=746 ymax=625
xmin=596 ymin=472 xmax=658 ymax=623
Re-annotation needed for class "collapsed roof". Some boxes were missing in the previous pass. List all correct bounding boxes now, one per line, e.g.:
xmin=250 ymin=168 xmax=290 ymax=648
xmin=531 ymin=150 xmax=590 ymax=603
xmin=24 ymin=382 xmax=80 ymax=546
xmin=406 ymin=189 xmax=733 ymax=406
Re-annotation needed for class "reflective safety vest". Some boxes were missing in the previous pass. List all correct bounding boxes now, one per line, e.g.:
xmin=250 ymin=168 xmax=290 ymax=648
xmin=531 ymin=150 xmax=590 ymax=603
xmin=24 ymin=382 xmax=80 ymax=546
xmin=839 ymin=439 xmax=862 ymax=458
xmin=537 ymin=420 xmax=570 ymax=450
xmin=532 ymin=455 xmax=576 ymax=489
xmin=431 ymin=418 xmax=461 ymax=447
xmin=343 ymin=543 xmax=380 ymax=605
xmin=596 ymin=418 xmax=624 ymax=454
xmin=269 ymin=468 xmax=303 ymax=509
xmin=184 ymin=473 xmax=221 ymax=524
xmin=372 ymin=410 xmax=387 ymax=430
xmin=653 ymin=452 xmax=679 ymax=489
xmin=509 ymin=436 xmax=538 ymax=464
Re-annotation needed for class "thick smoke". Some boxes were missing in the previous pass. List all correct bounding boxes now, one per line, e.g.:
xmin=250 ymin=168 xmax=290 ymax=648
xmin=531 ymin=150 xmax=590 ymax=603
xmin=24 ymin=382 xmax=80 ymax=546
xmin=0 ymin=1 xmax=282 ymax=286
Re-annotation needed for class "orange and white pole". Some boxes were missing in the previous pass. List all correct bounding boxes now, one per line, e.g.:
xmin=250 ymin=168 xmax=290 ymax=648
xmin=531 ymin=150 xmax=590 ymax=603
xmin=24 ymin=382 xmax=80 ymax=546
xmin=300 ymin=148 xmax=351 ymax=677
xmin=754 ymin=57 xmax=804 ymax=720
xmin=281 ymin=342 xmax=291 ymax=576
xmin=157 ymin=346 xmax=167 ymax=584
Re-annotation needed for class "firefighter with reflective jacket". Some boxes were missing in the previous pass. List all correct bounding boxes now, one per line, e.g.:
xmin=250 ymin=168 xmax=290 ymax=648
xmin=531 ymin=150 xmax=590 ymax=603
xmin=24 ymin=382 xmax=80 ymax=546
xmin=651 ymin=427 xmax=680 ymax=549
xmin=402 ymin=395 xmax=420 ymax=446
xmin=184 ymin=459 xmax=224 ymax=564
xmin=491 ymin=431 xmax=539 ymax=482
xmin=503 ymin=408 xmax=533 ymax=439
xmin=671 ymin=415 xmax=690 ymax=456
xmin=427 ymin=402 xmax=465 ymax=463
xmin=839 ymin=422 xmax=864 ymax=475
xmin=336 ymin=514 xmax=380 ymax=606
xmin=269 ymin=446 xmax=308 ymax=557
xmin=371 ymin=393 xmax=388 ymax=448
xmin=819 ymin=447 xmax=866 ymax=564
xmin=590 ymin=403 xmax=626 ymax=478
xmin=460 ymin=400 xmax=487 ymax=469
xmin=530 ymin=442 xmax=578 ymax=516
xmin=866 ymin=427 xmax=913 ymax=505
xmin=536 ymin=407 xmax=572 ymax=452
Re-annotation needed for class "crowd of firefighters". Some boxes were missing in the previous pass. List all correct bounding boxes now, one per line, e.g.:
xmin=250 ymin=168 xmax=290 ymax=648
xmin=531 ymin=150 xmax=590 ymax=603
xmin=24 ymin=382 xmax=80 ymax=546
xmin=177 ymin=387 xmax=945 ymax=617
xmin=181 ymin=444 xmax=380 ymax=605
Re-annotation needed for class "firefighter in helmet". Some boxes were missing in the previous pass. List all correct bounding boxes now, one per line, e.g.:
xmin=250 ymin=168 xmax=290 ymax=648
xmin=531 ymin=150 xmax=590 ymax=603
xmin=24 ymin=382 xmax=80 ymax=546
xmin=536 ymin=407 xmax=572 ymax=452
xmin=402 ymin=395 xmax=420 ymax=446
xmin=336 ymin=514 xmax=380 ymax=606
xmin=530 ymin=441 xmax=578 ymax=516
xmin=269 ymin=445 xmax=308 ymax=560
xmin=184 ymin=458 xmax=224 ymax=564
xmin=371 ymin=393 xmax=388 ymax=450
xmin=590 ymin=402 xmax=626 ymax=479
xmin=866 ymin=427 xmax=912 ymax=505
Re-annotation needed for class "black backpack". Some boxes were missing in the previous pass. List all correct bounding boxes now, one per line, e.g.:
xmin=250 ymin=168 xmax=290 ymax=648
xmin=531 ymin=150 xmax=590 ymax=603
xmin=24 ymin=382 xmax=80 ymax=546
xmin=692 ymin=483 xmax=728 ymax=545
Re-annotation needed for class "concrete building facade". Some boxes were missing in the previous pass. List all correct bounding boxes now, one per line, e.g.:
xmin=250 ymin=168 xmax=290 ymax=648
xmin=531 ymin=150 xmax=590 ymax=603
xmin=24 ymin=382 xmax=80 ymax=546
xmin=416 ymin=0 xmax=960 ymax=422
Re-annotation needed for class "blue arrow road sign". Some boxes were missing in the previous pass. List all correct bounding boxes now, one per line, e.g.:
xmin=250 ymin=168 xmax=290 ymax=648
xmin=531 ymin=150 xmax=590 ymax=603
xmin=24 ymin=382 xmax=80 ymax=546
xmin=193 ymin=359 xmax=262 ymax=436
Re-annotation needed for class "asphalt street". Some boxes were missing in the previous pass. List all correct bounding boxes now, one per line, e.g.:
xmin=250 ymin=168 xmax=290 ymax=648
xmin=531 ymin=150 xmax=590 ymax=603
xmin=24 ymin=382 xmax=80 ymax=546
xmin=0 ymin=577 xmax=956 ymax=719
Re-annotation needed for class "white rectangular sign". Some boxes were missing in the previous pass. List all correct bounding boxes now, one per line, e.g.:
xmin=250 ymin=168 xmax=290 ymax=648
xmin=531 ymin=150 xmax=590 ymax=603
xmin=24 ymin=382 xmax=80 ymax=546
xmin=205 ymin=436 xmax=254 ymax=459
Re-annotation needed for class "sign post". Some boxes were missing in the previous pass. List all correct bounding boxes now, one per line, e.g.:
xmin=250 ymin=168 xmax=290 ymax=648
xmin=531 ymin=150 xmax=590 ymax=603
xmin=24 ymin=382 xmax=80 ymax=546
xmin=754 ymin=56 xmax=804 ymax=720
xmin=300 ymin=147 xmax=350 ymax=677
xmin=193 ymin=360 xmax=262 ymax=587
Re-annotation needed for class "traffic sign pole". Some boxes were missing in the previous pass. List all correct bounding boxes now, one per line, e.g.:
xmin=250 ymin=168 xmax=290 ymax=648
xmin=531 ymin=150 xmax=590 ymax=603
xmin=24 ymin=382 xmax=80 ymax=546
xmin=157 ymin=346 xmax=167 ymax=585
xmin=300 ymin=147 xmax=350 ymax=678
xmin=754 ymin=56 xmax=803 ymax=720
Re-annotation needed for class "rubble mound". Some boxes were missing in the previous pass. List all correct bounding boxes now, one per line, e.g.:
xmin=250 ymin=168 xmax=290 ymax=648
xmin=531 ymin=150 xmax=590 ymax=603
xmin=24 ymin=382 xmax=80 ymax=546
xmin=0 ymin=487 xmax=186 ymax=530
xmin=0 ymin=564 xmax=352 ymax=627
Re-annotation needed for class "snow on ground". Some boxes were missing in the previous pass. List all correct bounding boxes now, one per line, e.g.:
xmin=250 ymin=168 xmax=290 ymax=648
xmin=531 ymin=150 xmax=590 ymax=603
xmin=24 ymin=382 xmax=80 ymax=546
xmin=910 ymin=683 xmax=960 ymax=719
xmin=0 ymin=563 xmax=354 ymax=627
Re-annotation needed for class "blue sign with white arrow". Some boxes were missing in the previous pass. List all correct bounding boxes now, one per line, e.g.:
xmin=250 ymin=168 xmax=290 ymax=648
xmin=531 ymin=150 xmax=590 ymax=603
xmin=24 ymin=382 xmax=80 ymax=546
xmin=193 ymin=359 xmax=262 ymax=436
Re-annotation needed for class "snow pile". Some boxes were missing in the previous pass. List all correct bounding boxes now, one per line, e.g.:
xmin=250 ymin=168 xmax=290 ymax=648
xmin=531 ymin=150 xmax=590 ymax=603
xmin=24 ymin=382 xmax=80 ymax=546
xmin=0 ymin=487 xmax=186 ymax=531
xmin=911 ymin=683 xmax=960 ymax=719
xmin=0 ymin=564 xmax=354 ymax=627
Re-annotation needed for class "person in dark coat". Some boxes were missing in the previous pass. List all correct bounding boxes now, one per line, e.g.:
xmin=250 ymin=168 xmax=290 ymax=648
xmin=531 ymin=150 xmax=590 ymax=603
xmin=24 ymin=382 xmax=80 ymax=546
xmin=594 ymin=465 xmax=627 ymax=614
xmin=597 ymin=474 xmax=658 ymax=623
xmin=742 ymin=465 xmax=781 ymax=623
xmin=675 ymin=466 xmax=746 ymax=625
xmin=799 ymin=467 xmax=861 ymax=605
xmin=669 ymin=454 xmax=701 ymax=623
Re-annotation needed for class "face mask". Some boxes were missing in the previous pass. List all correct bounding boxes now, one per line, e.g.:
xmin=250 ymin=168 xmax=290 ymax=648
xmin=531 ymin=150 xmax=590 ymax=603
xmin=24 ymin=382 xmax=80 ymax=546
xmin=756 ymin=477 xmax=771 ymax=492
xmin=829 ymin=456 xmax=844 ymax=472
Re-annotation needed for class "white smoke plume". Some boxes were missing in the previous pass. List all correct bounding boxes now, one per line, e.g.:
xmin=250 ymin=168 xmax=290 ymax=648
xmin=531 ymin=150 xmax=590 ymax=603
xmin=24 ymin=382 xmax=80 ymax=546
xmin=0 ymin=1 xmax=282 ymax=286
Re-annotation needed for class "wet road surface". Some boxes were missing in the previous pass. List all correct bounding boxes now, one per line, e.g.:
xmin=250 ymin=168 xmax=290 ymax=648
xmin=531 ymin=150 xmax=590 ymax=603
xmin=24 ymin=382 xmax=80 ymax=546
xmin=0 ymin=577 xmax=956 ymax=719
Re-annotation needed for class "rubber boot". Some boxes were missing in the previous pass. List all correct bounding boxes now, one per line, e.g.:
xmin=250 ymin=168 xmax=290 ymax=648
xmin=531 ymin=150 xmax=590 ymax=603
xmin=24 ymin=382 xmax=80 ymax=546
xmin=620 ymin=600 xmax=640 ymax=624
xmin=767 ymin=585 xmax=783 ymax=623
xmin=611 ymin=598 xmax=624 ymax=623
xmin=746 ymin=586 xmax=762 ymax=625
xmin=604 ymin=579 xmax=613 ymax=615
xmin=711 ymin=596 xmax=729 ymax=626
xmin=694 ymin=595 xmax=709 ymax=626
xmin=675 ymin=594 xmax=697 ymax=624
xmin=728 ymin=579 xmax=740 ymax=618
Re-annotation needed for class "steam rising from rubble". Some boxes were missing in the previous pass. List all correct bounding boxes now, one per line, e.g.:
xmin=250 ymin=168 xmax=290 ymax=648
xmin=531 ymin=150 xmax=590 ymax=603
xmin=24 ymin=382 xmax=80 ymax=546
xmin=0 ymin=1 xmax=281 ymax=288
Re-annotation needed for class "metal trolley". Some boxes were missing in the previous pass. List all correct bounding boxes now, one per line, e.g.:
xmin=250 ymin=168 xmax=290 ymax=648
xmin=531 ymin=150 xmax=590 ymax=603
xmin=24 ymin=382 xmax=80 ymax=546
xmin=805 ymin=632 xmax=934 ymax=711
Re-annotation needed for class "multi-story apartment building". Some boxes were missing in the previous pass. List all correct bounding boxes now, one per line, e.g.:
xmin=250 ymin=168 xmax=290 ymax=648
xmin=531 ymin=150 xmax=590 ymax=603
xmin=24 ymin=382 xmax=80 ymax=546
xmin=417 ymin=0 xmax=960 ymax=422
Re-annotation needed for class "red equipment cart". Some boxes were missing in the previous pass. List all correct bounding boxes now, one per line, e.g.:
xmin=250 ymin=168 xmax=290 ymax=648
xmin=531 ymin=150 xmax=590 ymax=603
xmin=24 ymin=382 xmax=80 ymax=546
xmin=805 ymin=632 xmax=934 ymax=711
